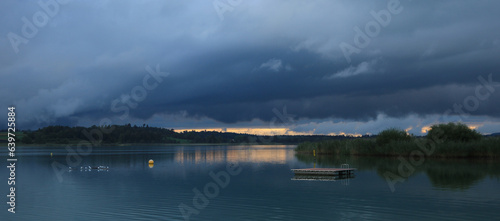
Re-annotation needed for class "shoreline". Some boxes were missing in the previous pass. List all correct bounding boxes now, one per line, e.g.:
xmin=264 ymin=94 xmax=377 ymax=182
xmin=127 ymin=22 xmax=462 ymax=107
xmin=295 ymin=134 xmax=500 ymax=159
xmin=14 ymin=142 xmax=297 ymax=147
xmin=295 ymin=151 xmax=500 ymax=159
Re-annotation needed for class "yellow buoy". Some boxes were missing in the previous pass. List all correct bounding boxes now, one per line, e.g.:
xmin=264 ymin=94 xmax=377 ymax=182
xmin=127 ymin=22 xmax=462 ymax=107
xmin=148 ymin=159 xmax=154 ymax=168
xmin=51 ymin=152 xmax=53 ymax=157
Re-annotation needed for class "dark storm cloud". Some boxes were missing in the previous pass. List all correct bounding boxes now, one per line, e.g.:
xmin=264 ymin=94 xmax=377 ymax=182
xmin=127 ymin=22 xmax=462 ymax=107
xmin=1 ymin=0 xmax=500 ymax=130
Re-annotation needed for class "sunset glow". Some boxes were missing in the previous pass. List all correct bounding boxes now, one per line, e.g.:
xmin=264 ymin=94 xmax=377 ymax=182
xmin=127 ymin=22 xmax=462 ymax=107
xmin=175 ymin=128 xmax=363 ymax=136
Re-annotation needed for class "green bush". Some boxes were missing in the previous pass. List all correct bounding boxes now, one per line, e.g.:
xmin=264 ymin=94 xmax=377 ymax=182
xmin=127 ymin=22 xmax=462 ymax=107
xmin=376 ymin=128 xmax=412 ymax=146
xmin=295 ymin=132 xmax=499 ymax=158
xmin=427 ymin=122 xmax=482 ymax=142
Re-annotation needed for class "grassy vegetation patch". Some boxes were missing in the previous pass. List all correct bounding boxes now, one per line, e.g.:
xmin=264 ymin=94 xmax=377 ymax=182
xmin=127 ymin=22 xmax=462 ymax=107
xmin=296 ymin=123 xmax=500 ymax=158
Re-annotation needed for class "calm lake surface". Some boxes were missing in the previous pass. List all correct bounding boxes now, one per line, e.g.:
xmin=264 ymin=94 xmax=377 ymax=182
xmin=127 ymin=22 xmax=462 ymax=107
xmin=2 ymin=145 xmax=499 ymax=220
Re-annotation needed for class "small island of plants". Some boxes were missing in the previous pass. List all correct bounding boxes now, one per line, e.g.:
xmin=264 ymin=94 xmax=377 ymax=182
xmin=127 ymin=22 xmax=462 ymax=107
xmin=296 ymin=123 xmax=500 ymax=158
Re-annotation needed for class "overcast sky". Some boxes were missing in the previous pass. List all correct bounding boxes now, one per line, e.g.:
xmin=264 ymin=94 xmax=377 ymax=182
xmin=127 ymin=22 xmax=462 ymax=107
xmin=2 ymin=0 xmax=500 ymax=135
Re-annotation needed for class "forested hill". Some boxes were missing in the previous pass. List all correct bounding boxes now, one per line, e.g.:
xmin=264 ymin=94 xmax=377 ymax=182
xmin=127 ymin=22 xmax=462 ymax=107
xmin=17 ymin=124 xmax=362 ymax=145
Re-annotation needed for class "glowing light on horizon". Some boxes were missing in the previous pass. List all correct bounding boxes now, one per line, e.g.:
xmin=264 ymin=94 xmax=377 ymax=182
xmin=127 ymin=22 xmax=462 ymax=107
xmin=467 ymin=124 xmax=483 ymax=130
xmin=174 ymin=128 xmax=361 ymax=136
xmin=327 ymin=132 xmax=362 ymax=137
xmin=174 ymin=128 xmax=290 ymax=136
xmin=420 ymin=123 xmax=484 ymax=134
xmin=405 ymin=127 xmax=413 ymax=135
xmin=421 ymin=126 xmax=432 ymax=134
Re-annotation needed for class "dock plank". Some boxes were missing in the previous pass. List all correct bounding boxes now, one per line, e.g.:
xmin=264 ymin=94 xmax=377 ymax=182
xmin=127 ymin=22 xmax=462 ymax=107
xmin=291 ymin=168 xmax=356 ymax=176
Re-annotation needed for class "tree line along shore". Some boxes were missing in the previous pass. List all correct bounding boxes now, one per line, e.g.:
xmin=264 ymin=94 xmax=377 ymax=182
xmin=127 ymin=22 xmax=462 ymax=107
xmin=296 ymin=123 xmax=500 ymax=158
xmin=2 ymin=122 xmax=499 ymax=158
xmin=1 ymin=124 xmax=356 ymax=145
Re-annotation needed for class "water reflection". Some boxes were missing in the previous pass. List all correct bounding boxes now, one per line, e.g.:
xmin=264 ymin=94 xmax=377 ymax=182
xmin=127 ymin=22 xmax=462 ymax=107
xmin=16 ymin=145 xmax=294 ymax=170
xmin=175 ymin=145 xmax=294 ymax=164
xmin=295 ymin=154 xmax=500 ymax=190
xmin=13 ymin=145 xmax=500 ymax=191
xmin=291 ymin=174 xmax=355 ymax=182
xmin=2 ymin=145 xmax=499 ymax=220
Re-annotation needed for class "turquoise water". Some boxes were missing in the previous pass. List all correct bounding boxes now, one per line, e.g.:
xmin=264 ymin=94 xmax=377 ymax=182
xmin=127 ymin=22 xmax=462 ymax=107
xmin=1 ymin=145 xmax=499 ymax=220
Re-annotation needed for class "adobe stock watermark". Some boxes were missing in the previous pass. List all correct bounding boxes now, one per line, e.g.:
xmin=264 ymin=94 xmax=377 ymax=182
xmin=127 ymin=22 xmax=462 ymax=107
xmin=178 ymin=105 xmax=296 ymax=220
xmin=111 ymin=65 xmax=170 ymax=120
xmin=213 ymin=0 xmax=242 ymax=21
xmin=272 ymin=106 xmax=296 ymax=129
xmin=51 ymin=64 xmax=170 ymax=182
xmin=442 ymin=74 xmax=500 ymax=121
xmin=384 ymin=73 xmax=500 ymax=192
xmin=7 ymin=0 xmax=71 ymax=54
xmin=179 ymin=162 xmax=242 ymax=221
xmin=339 ymin=0 xmax=407 ymax=63
xmin=247 ymin=106 xmax=296 ymax=144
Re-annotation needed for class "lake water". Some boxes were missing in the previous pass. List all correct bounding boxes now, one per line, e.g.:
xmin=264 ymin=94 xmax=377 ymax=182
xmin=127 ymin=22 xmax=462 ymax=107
xmin=2 ymin=145 xmax=499 ymax=220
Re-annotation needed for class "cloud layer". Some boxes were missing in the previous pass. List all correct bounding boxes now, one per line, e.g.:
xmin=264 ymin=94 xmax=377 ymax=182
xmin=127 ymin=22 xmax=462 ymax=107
xmin=1 ymin=0 xmax=500 ymax=134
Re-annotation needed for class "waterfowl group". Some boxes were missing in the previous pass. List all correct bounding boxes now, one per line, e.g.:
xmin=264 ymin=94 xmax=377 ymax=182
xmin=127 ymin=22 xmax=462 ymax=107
xmin=68 ymin=166 xmax=109 ymax=171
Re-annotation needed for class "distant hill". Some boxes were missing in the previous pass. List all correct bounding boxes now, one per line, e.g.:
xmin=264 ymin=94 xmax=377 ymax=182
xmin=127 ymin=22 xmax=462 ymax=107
xmin=488 ymin=133 xmax=500 ymax=137
xmin=18 ymin=124 xmax=360 ymax=145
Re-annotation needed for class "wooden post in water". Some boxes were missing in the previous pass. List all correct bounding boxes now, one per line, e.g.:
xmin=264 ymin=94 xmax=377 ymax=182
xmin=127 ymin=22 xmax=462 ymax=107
xmin=313 ymin=149 xmax=316 ymax=168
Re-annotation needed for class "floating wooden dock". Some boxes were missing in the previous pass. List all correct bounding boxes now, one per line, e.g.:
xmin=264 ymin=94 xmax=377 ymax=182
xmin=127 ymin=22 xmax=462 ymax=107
xmin=291 ymin=175 xmax=341 ymax=181
xmin=291 ymin=164 xmax=356 ymax=182
xmin=291 ymin=168 xmax=356 ymax=177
